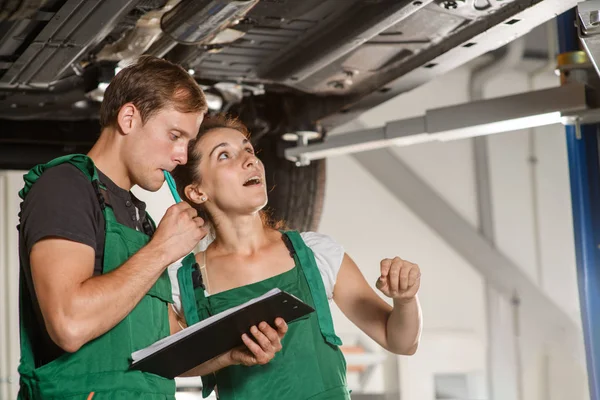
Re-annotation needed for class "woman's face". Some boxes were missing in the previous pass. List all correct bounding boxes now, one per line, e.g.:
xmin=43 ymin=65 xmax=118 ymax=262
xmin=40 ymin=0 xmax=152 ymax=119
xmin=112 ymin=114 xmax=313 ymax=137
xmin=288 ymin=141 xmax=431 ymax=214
xmin=193 ymin=127 xmax=268 ymax=215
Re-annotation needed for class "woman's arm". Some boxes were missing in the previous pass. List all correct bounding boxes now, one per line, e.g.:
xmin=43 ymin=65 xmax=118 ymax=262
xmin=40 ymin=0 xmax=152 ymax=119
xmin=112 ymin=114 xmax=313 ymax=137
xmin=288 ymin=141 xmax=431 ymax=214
xmin=333 ymin=254 xmax=422 ymax=355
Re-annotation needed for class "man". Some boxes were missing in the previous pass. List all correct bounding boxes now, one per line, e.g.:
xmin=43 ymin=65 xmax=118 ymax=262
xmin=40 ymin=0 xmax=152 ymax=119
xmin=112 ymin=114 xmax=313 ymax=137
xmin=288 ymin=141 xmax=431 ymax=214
xmin=17 ymin=56 xmax=286 ymax=399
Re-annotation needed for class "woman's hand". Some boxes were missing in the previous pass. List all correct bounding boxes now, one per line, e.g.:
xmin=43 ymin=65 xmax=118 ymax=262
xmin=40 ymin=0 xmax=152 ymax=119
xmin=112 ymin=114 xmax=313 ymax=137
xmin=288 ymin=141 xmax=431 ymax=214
xmin=227 ymin=318 xmax=288 ymax=366
xmin=375 ymin=257 xmax=421 ymax=303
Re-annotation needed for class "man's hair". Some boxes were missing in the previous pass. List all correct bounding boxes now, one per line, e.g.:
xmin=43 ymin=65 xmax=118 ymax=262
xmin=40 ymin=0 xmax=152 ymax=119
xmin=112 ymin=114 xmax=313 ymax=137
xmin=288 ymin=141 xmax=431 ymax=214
xmin=99 ymin=56 xmax=208 ymax=129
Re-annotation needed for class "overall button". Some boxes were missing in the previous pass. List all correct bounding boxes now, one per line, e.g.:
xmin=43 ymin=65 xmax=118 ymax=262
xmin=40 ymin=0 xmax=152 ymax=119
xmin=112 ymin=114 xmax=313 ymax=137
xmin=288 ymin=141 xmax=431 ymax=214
xmin=131 ymin=215 xmax=137 ymax=221
xmin=126 ymin=200 xmax=132 ymax=207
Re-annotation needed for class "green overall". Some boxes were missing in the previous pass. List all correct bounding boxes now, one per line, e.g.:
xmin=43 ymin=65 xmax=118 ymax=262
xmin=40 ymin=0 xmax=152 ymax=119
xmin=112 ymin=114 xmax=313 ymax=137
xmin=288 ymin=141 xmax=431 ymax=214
xmin=177 ymin=231 xmax=351 ymax=400
xmin=17 ymin=154 xmax=176 ymax=399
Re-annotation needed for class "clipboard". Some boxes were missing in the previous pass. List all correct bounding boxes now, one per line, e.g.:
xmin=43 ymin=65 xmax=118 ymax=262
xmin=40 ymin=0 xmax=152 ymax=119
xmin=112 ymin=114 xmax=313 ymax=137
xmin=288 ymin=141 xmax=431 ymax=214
xmin=130 ymin=288 xmax=314 ymax=378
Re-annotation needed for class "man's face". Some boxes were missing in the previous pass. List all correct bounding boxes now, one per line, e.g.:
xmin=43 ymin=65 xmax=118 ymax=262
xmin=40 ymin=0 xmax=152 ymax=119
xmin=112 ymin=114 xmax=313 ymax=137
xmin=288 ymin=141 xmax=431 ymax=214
xmin=125 ymin=106 xmax=204 ymax=191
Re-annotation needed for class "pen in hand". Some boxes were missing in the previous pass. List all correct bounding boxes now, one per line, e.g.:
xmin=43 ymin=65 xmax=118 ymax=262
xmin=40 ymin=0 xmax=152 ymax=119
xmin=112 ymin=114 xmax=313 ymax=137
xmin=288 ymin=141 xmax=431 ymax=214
xmin=162 ymin=170 xmax=191 ymax=264
xmin=163 ymin=170 xmax=182 ymax=203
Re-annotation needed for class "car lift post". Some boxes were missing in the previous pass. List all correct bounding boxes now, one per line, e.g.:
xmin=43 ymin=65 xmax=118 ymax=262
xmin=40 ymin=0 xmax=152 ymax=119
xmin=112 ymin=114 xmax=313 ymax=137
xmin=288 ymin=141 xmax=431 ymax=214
xmin=560 ymin=7 xmax=600 ymax=400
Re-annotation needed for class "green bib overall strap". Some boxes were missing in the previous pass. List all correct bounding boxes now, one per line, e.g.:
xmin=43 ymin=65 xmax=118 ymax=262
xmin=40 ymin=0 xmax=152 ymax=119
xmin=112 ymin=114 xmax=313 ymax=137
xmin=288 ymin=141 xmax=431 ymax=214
xmin=19 ymin=154 xmax=98 ymax=200
xmin=284 ymin=231 xmax=343 ymax=346
xmin=187 ymin=274 xmax=217 ymax=399
xmin=17 ymin=154 xmax=175 ymax=400
xmin=177 ymin=252 xmax=202 ymax=326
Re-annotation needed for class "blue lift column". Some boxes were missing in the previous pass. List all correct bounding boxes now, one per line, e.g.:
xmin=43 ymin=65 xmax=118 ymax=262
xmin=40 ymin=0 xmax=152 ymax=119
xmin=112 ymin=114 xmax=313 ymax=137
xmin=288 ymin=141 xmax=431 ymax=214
xmin=559 ymin=8 xmax=600 ymax=400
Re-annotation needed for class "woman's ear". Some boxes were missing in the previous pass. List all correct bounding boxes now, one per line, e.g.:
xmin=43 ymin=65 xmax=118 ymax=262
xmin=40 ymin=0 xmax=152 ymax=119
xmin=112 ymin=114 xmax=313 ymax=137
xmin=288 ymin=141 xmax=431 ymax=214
xmin=185 ymin=184 xmax=207 ymax=205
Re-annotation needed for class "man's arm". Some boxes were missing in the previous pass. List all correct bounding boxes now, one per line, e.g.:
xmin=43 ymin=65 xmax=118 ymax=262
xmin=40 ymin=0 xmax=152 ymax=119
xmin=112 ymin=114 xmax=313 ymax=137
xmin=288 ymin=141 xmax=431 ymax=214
xmin=31 ymin=202 xmax=206 ymax=353
xmin=32 ymin=238 xmax=168 ymax=352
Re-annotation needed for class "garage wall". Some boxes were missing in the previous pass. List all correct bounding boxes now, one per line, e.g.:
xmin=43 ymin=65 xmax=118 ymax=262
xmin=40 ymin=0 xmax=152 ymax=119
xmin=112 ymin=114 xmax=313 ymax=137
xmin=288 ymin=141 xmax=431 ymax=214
xmin=319 ymin=61 xmax=585 ymax=400
xmin=0 ymin=171 xmax=25 ymax=400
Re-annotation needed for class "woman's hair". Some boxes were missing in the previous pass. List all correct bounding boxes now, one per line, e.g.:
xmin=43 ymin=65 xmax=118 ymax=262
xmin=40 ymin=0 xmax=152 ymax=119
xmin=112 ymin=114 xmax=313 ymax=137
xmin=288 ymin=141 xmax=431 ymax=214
xmin=171 ymin=113 xmax=285 ymax=230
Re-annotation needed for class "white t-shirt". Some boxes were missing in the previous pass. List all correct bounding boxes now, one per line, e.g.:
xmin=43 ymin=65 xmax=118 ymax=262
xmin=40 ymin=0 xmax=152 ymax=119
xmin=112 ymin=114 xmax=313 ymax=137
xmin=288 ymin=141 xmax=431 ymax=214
xmin=167 ymin=232 xmax=345 ymax=316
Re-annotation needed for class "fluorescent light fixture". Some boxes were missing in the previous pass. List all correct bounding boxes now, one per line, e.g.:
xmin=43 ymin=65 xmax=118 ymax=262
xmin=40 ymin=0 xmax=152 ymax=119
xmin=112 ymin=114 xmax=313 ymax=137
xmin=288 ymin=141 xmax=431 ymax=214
xmin=433 ymin=111 xmax=563 ymax=142
xmin=391 ymin=133 xmax=432 ymax=146
xmin=286 ymin=111 xmax=566 ymax=162
xmin=284 ymin=84 xmax=589 ymax=163
xmin=285 ymin=127 xmax=399 ymax=161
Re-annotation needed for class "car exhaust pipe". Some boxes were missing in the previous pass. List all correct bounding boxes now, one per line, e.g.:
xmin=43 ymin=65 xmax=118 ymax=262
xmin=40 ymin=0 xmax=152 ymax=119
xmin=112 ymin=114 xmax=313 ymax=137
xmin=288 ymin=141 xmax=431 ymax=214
xmin=160 ymin=0 xmax=259 ymax=46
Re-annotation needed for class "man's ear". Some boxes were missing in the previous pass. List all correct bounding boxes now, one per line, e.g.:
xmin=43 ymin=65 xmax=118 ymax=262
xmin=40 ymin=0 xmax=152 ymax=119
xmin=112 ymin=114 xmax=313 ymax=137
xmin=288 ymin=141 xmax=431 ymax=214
xmin=185 ymin=184 xmax=207 ymax=205
xmin=116 ymin=103 xmax=139 ymax=135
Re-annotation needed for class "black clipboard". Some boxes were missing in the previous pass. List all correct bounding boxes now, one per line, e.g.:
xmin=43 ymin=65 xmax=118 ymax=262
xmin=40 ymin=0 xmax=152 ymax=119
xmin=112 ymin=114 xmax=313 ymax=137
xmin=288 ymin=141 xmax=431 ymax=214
xmin=129 ymin=289 xmax=314 ymax=378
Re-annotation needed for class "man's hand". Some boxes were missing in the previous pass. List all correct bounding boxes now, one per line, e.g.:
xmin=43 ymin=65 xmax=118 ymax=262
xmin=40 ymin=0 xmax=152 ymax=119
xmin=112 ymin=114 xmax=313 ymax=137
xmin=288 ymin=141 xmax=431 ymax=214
xmin=227 ymin=318 xmax=288 ymax=366
xmin=150 ymin=202 xmax=207 ymax=264
xmin=376 ymin=257 xmax=421 ymax=303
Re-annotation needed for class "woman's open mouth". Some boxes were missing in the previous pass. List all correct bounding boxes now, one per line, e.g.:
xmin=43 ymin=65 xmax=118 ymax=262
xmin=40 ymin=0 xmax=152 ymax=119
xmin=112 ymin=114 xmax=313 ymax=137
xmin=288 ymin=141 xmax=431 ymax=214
xmin=243 ymin=176 xmax=263 ymax=186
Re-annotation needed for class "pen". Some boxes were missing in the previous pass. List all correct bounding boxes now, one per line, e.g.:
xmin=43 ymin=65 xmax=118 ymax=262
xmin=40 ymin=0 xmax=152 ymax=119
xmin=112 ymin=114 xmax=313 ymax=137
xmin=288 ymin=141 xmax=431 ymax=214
xmin=163 ymin=170 xmax=182 ymax=203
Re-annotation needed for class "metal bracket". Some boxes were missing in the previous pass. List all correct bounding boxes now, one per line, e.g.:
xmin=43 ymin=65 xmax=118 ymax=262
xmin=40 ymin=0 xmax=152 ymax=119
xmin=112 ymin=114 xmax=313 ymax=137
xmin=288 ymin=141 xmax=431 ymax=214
xmin=577 ymin=0 xmax=600 ymax=78
xmin=294 ymin=131 xmax=312 ymax=167
xmin=0 ymin=375 xmax=16 ymax=384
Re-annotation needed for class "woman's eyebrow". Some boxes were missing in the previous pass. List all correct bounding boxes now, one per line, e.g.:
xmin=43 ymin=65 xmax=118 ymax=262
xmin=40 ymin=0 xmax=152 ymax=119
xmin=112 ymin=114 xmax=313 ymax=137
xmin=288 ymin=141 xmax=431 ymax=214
xmin=209 ymin=138 xmax=251 ymax=156
xmin=209 ymin=142 xmax=228 ymax=157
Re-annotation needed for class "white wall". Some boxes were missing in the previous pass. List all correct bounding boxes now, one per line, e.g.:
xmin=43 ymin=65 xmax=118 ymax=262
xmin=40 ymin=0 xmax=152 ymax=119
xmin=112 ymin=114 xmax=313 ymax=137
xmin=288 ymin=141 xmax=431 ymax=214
xmin=318 ymin=153 xmax=488 ymax=396
xmin=0 ymin=171 xmax=26 ymax=400
xmin=319 ymin=61 xmax=585 ymax=400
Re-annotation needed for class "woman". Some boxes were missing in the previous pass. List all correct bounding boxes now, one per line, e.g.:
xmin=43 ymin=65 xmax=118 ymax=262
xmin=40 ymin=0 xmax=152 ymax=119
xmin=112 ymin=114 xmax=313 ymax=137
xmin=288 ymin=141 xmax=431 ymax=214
xmin=170 ymin=114 xmax=422 ymax=399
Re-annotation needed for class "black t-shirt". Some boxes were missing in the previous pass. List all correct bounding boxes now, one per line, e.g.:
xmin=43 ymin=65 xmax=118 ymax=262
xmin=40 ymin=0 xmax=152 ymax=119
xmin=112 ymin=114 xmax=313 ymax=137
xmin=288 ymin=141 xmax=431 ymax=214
xmin=18 ymin=163 xmax=154 ymax=366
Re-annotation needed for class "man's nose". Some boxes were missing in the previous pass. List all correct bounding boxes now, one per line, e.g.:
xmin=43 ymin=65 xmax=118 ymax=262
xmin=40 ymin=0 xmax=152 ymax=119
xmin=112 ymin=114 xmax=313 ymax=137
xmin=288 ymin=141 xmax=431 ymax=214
xmin=173 ymin=146 xmax=188 ymax=165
